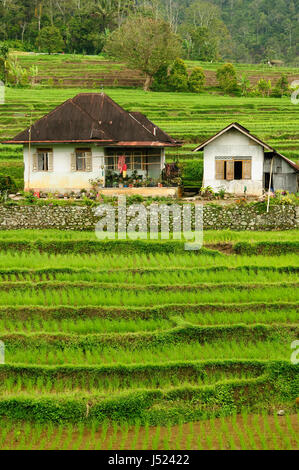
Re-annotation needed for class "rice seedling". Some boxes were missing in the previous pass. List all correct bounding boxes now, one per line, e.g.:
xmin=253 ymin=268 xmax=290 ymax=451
xmin=61 ymin=423 xmax=74 ymax=451
xmin=152 ymin=425 xmax=161 ymax=450
xmin=273 ymin=414 xmax=292 ymax=450
xmin=185 ymin=422 xmax=194 ymax=450
xmin=285 ymin=414 xmax=299 ymax=449
xmin=1 ymin=266 xmax=297 ymax=285
xmin=131 ymin=419 xmax=141 ymax=451
xmin=3 ymin=337 xmax=293 ymax=366
xmin=0 ymin=250 xmax=297 ymax=271
xmin=141 ymin=422 xmax=150 ymax=450
xmin=0 ymin=229 xmax=297 ymax=244
xmin=0 ymin=284 xmax=296 ymax=308
xmin=0 ymin=413 xmax=298 ymax=449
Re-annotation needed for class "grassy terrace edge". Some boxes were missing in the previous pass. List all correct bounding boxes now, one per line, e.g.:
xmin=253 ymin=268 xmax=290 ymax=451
xmin=0 ymin=363 xmax=297 ymax=424
xmin=0 ymin=240 xmax=297 ymax=255
xmin=0 ymin=302 xmax=296 ymax=319
xmin=0 ymin=265 xmax=298 ymax=276
xmin=1 ymin=324 xmax=298 ymax=348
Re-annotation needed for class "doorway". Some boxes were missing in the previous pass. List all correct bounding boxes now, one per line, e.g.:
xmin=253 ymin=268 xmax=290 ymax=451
xmin=264 ymin=172 xmax=274 ymax=191
xmin=234 ymin=161 xmax=243 ymax=180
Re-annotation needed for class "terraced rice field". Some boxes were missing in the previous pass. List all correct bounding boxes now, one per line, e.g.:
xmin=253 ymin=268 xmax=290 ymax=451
xmin=0 ymin=413 xmax=298 ymax=450
xmin=15 ymin=53 xmax=299 ymax=90
xmin=0 ymin=230 xmax=298 ymax=449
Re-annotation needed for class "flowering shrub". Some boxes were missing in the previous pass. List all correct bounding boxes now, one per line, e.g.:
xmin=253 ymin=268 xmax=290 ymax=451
xmin=271 ymin=190 xmax=299 ymax=206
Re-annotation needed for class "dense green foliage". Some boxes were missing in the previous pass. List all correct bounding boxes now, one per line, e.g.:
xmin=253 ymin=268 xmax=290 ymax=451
xmin=217 ymin=63 xmax=239 ymax=94
xmin=0 ymin=175 xmax=16 ymax=193
xmin=182 ymin=160 xmax=203 ymax=187
xmin=0 ymin=1 xmax=297 ymax=64
xmin=188 ymin=67 xmax=205 ymax=93
xmin=104 ymin=15 xmax=181 ymax=90
xmin=152 ymin=60 xmax=205 ymax=93
xmin=36 ymin=26 xmax=64 ymax=54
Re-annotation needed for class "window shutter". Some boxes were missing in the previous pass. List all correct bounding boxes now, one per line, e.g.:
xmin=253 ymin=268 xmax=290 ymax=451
xmin=32 ymin=153 xmax=38 ymax=172
xmin=48 ymin=151 xmax=53 ymax=172
xmin=215 ymin=160 xmax=224 ymax=180
xmin=243 ymin=160 xmax=251 ymax=179
xmin=226 ymin=160 xmax=234 ymax=180
xmin=86 ymin=151 xmax=92 ymax=172
xmin=71 ymin=152 xmax=76 ymax=172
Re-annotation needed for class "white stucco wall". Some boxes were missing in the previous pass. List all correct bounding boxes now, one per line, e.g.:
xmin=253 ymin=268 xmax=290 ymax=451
xmin=24 ymin=145 xmax=165 ymax=192
xmin=24 ymin=144 xmax=105 ymax=192
xmin=203 ymin=129 xmax=265 ymax=196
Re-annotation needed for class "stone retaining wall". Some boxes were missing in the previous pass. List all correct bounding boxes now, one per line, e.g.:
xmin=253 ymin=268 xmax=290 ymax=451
xmin=0 ymin=204 xmax=297 ymax=231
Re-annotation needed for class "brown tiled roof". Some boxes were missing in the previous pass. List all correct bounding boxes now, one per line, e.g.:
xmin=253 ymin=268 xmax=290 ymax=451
xmin=4 ymin=93 xmax=181 ymax=147
xmin=129 ymin=112 xmax=182 ymax=145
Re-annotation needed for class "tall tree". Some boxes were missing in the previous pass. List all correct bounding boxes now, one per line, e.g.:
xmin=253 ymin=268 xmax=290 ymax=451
xmin=36 ymin=25 xmax=64 ymax=53
xmin=104 ymin=14 xmax=181 ymax=90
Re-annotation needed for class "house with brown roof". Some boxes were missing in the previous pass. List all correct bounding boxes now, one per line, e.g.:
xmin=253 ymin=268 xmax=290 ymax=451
xmin=193 ymin=123 xmax=299 ymax=196
xmin=4 ymin=93 xmax=181 ymax=194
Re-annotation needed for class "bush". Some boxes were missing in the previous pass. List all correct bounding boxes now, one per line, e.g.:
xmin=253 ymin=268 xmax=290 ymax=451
xmin=216 ymin=63 xmax=239 ymax=94
xmin=168 ymin=58 xmax=189 ymax=92
xmin=151 ymin=64 xmax=169 ymax=91
xmin=0 ymin=175 xmax=16 ymax=193
xmin=188 ymin=67 xmax=205 ymax=93
xmin=182 ymin=160 xmax=203 ymax=185
xmin=272 ymin=74 xmax=289 ymax=97
xmin=36 ymin=26 xmax=64 ymax=54
xmin=257 ymin=78 xmax=272 ymax=97
xmin=0 ymin=239 xmax=219 ymax=255
xmin=234 ymin=241 xmax=299 ymax=255
xmin=0 ymin=40 xmax=33 ymax=52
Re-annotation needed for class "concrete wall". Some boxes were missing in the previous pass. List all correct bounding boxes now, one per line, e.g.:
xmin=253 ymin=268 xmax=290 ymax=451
xmin=203 ymin=129 xmax=264 ymax=196
xmin=24 ymin=144 xmax=105 ymax=193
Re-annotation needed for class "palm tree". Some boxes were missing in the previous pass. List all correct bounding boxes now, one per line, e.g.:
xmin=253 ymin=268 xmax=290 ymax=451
xmin=93 ymin=0 xmax=118 ymax=30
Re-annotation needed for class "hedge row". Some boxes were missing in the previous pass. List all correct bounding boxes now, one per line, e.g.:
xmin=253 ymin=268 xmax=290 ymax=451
xmin=0 ymin=280 xmax=295 ymax=291
xmin=0 ymin=359 xmax=270 ymax=382
xmin=0 ymin=239 xmax=297 ymax=255
xmin=2 ymin=324 xmax=298 ymax=349
xmin=0 ymin=302 xmax=296 ymax=320
xmin=0 ymin=239 xmax=221 ymax=255
xmin=234 ymin=241 xmax=299 ymax=255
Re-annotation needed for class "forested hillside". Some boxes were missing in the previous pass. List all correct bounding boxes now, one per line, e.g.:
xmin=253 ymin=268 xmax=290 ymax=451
xmin=0 ymin=0 xmax=298 ymax=64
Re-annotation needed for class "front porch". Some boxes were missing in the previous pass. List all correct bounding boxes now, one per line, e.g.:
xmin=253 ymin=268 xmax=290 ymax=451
xmin=104 ymin=148 xmax=165 ymax=189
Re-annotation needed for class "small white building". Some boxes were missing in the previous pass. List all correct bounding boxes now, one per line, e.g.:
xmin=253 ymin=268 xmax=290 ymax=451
xmin=4 ymin=93 xmax=181 ymax=194
xmin=194 ymin=122 xmax=298 ymax=196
